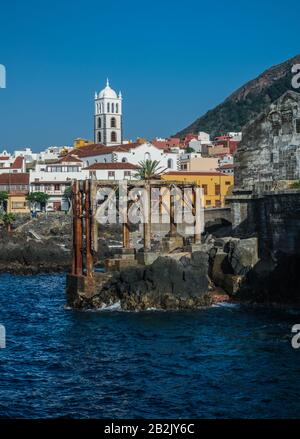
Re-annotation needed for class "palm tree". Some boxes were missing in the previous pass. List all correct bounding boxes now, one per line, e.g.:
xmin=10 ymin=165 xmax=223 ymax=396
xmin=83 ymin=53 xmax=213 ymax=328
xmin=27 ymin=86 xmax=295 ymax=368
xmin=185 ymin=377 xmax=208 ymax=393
xmin=135 ymin=159 xmax=165 ymax=180
xmin=0 ymin=212 xmax=16 ymax=233
xmin=0 ymin=191 xmax=8 ymax=213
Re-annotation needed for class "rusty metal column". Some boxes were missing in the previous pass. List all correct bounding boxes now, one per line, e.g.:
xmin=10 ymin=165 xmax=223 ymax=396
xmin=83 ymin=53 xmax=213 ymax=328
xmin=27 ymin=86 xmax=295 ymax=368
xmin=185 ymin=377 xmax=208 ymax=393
xmin=143 ymin=183 xmax=151 ymax=251
xmin=123 ymin=222 xmax=130 ymax=249
xmin=72 ymin=180 xmax=83 ymax=275
xmin=84 ymin=179 xmax=93 ymax=277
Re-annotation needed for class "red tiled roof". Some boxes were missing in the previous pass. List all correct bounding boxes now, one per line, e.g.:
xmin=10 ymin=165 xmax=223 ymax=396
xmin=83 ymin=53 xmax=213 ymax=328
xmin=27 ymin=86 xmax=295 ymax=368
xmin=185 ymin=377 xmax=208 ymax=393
xmin=83 ymin=162 xmax=139 ymax=170
xmin=0 ymin=156 xmax=10 ymax=160
xmin=69 ymin=143 xmax=141 ymax=158
xmin=219 ymin=163 xmax=235 ymax=169
xmin=0 ymin=173 xmax=29 ymax=184
xmin=53 ymin=155 xmax=83 ymax=164
xmin=10 ymin=156 xmax=24 ymax=169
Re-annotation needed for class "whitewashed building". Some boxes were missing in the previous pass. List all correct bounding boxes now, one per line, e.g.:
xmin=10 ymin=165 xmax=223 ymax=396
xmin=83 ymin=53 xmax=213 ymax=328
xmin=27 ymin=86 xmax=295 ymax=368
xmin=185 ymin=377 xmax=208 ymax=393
xmin=72 ymin=141 xmax=180 ymax=171
xmin=29 ymin=155 xmax=87 ymax=211
xmin=94 ymin=79 xmax=122 ymax=146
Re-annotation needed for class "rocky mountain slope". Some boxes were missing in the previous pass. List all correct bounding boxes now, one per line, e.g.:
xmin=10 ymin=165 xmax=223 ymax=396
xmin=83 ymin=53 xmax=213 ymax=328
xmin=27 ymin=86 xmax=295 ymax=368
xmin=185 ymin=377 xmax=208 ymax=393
xmin=176 ymin=54 xmax=300 ymax=138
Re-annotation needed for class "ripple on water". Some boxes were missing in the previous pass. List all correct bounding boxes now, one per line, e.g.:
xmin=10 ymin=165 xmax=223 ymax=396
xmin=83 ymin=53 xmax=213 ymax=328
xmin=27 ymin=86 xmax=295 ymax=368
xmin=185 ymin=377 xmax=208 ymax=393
xmin=0 ymin=273 xmax=300 ymax=418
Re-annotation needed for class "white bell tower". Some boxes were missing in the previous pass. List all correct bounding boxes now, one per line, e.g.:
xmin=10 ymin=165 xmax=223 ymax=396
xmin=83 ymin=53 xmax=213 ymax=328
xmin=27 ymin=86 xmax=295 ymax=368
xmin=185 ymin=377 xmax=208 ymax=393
xmin=94 ymin=79 xmax=122 ymax=146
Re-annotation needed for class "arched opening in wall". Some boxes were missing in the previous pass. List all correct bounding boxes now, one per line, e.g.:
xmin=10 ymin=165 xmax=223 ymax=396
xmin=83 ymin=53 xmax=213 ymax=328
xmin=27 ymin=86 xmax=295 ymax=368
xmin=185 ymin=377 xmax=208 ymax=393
xmin=111 ymin=117 xmax=116 ymax=128
xmin=116 ymin=103 xmax=119 ymax=113
xmin=144 ymin=152 xmax=151 ymax=160
xmin=111 ymin=131 xmax=117 ymax=142
xmin=107 ymin=102 xmax=110 ymax=113
xmin=112 ymin=103 xmax=115 ymax=113
xmin=97 ymin=132 xmax=101 ymax=143
xmin=122 ymin=157 xmax=127 ymax=162
xmin=167 ymin=158 xmax=173 ymax=168
xmin=98 ymin=117 xmax=101 ymax=128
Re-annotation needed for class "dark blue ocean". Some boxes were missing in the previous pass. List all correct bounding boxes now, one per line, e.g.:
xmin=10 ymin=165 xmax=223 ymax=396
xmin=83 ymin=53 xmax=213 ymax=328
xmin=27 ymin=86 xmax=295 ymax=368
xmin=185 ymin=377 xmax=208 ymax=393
xmin=0 ymin=273 xmax=300 ymax=419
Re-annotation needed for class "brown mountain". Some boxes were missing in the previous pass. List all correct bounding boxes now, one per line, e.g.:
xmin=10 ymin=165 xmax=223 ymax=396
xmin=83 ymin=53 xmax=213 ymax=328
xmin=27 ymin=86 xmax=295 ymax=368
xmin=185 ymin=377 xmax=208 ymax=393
xmin=176 ymin=54 xmax=300 ymax=138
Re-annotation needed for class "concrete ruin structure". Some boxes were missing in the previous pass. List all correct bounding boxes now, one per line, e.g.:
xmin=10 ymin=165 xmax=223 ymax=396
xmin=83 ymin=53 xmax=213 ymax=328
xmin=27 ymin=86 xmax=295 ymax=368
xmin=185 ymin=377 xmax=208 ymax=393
xmin=66 ymin=178 xmax=205 ymax=307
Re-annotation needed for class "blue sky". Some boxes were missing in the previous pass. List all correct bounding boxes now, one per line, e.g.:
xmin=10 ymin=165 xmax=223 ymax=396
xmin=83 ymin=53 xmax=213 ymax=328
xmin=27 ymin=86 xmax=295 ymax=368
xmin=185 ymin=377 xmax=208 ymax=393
xmin=0 ymin=0 xmax=300 ymax=151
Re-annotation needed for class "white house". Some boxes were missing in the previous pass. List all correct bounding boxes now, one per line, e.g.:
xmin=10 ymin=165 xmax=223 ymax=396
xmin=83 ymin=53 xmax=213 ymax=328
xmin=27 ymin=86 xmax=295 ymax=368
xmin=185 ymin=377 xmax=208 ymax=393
xmin=29 ymin=155 xmax=88 ymax=211
xmin=83 ymin=162 xmax=139 ymax=180
xmin=0 ymin=156 xmax=26 ymax=173
xmin=71 ymin=141 xmax=180 ymax=171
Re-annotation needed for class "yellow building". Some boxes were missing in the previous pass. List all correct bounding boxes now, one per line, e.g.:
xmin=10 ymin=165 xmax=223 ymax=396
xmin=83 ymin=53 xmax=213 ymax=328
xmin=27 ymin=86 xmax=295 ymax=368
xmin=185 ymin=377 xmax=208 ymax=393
xmin=73 ymin=138 xmax=94 ymax=149
xmin=161 ymin=171 xmax=234 ymax=208
xmin=0 ymin=173 xmax=30 ymax=214
xmin=7 ymin=194 xmax=29 ymax=214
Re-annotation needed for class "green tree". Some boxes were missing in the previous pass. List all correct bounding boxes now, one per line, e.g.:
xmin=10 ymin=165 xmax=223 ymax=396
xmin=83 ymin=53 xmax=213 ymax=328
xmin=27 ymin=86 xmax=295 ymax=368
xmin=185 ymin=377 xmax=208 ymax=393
xmin=0 ymin=212 xmax=16 ymax=233
xmin=135 ymin=160 xmax=165 ymax=180
xmin=185 ymin=147 xmax=195 ymax=153
xmin=0 ymin=191 xmax=8 ymax=213
xmin=27 ymin=192 xmax=50 ymax=212
xmin=290 ymin=181 xmax=300 ymax=189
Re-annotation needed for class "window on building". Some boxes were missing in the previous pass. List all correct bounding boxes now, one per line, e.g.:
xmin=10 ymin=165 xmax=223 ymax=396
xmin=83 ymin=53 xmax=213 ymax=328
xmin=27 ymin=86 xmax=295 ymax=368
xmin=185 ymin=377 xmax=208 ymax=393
xmin=116 ymin=103 xmax=119 ymax=113
xmin=215 ymin=200 xmax=222 ymax=207
xmin=202 ymin=185 xmax=208 ymax=195
xmin=206 ymin=200 xmax=211 ymax=206
xmin=167 ymin=158 xmax=173 ymax=168
xmin=98 ymin=117 xmax=101 ymax=128
xmin=111 ymin=131 xmax=117 ymax=142
xmin=12 ymin=201 xmax=27 ymax=209
xmin=124 ymin=171 xmax=131 ymax=179
xmin=296 ymin=118 xmax=300 ymax=133
xmin=122 ymin=157 xmax=127 ymax=162
xmin=144 ymin=152 xmax=151 ymax=160
xmin=107 ymin=103 xmax=110 ymax=113
xmin=111 ymin=117 xmax=116 ymax=128
xmin=215 ymin=184 xmax=221 ymax=195
xmin=98 ymin=132 xmax=101 ymax=143
xmin=108 ymin=171 xmax=115 ymax=179
xmin=112 ymin=103 xmax=114 ymax=113
xmin=54 ymin=184 xmax=60 ymax=191
xmin=225 ymin=181 xmax=231 ymax=185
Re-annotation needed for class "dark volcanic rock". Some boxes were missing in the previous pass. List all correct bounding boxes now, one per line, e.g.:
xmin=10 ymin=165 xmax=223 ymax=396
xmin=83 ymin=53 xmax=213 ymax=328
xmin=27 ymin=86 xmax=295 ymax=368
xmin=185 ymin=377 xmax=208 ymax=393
xmin=77 ymin=254 xmax=211 ymax=311
xmin=0 ymin=231 xmax=71 ymax=274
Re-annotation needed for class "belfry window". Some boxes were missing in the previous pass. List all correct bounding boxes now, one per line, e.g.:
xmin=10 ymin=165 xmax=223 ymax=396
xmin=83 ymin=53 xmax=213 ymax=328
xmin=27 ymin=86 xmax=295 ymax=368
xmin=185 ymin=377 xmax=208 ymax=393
xmin=116 ymin=103 xmax=119 ymax=113
xmin=98 ymin=132 xmax=101 ymax=143
xmin=98 ymin=117 xmax=101 ymax=128
xmin=107 ymin=102 xmax=110 ymax=113
xmin=112 ymin=103 xmax=114 ymax=113
xmin=111 ymin=131 xmax=117 ymax=142
xmin=111 ymin=117 xmax=116 ymax=128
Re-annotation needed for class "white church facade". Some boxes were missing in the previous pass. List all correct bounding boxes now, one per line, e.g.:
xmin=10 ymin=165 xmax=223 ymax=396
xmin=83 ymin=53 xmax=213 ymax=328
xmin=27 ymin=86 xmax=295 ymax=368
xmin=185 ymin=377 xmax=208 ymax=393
xmin=94 ymin=79 xmax=122 ymax=146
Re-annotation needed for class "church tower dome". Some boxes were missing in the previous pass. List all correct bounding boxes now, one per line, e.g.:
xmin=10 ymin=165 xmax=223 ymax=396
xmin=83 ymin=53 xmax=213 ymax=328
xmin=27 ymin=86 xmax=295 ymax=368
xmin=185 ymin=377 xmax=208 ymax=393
xmin=94 ymin=79 xmax=122 ymax=146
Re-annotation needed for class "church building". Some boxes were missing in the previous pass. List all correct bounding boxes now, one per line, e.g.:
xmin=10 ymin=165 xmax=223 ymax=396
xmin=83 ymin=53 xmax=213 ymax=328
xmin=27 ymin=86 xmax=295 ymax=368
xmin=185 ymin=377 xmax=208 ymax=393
xmin=94 ymin=79 xmax=122 ymax=146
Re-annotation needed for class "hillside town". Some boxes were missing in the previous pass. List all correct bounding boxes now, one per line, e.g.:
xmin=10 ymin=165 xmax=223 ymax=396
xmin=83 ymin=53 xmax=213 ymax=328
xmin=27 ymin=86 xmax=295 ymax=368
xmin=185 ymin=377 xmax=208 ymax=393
xmin=0 ymin=80 xmax=238 ymax=215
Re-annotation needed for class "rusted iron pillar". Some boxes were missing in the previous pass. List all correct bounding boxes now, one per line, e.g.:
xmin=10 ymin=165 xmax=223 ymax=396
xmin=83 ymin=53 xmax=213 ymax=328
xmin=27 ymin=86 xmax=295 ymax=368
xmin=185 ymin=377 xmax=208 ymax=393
xmin=72 ymin=180 xmax=83 ymax=276
xmin=84 ymin=179 xmax=93 ymax=277
xmin=122 ymin=222 xmax=130 ymax=249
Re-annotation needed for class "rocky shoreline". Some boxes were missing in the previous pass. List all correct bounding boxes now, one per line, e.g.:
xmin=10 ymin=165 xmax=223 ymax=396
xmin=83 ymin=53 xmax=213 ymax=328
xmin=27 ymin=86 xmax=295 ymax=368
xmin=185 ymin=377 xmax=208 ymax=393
xmin=1 ymin=214 xmax=299 ymax=308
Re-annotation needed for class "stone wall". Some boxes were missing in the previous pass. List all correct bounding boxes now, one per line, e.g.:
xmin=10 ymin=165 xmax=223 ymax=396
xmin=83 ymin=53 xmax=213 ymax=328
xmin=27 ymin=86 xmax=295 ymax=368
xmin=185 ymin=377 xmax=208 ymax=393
xmin=235 ymin=91 xmax=300 ymax=189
